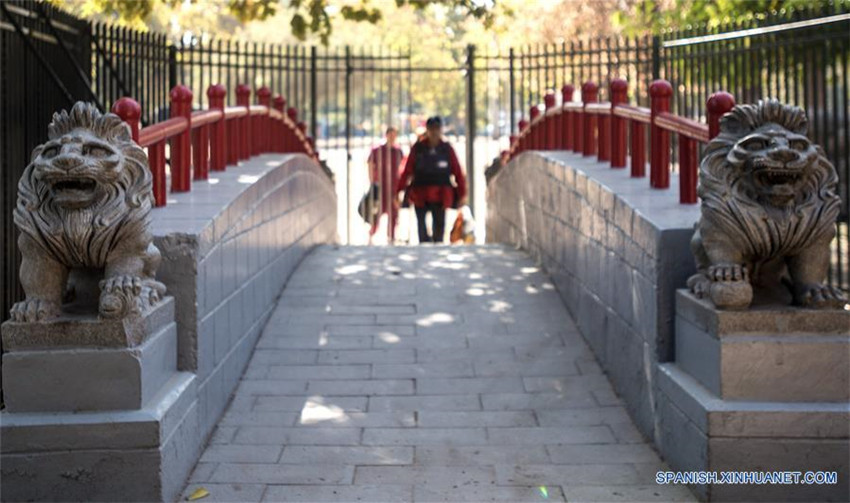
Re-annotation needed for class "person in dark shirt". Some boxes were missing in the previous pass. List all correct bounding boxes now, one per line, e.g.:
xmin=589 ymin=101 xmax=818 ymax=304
xmin=367 ymin=127 xmax=405 ymax=244
xmin=397 ymin=116 xmax=467 ymax=244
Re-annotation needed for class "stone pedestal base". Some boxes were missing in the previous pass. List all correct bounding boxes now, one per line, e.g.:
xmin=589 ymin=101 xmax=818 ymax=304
xmin=2 ymin=299 xmax=178 ymax=412
xmin=657 ymin=290 xmax=850 ymax=502
xmin=0 ymin=298 xmax=202 ymax=502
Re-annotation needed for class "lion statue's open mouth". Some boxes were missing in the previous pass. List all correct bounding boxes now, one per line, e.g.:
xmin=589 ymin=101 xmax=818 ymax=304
xmin=11 ymin=102 xmax=166 ymax=322
xmin=47 ymin=177 xmax=99 ymax=205
xmin=688 ymin=99 xmax=846 ymax=310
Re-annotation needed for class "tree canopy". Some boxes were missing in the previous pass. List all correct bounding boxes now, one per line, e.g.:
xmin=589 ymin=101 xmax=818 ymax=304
xmin=612 ymin=0 xmax=836 ymax=34
xmin=49 ymin=0 xmax=501 ymax=44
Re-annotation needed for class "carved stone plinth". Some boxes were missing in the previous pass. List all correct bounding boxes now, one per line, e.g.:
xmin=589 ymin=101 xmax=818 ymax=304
xmin=0 ymin=297 xmax=201 ymax=502
xmin=657 ymin=290 xmax=850 ymax=502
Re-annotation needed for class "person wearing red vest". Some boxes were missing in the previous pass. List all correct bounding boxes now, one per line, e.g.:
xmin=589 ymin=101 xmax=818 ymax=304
xmin=397 ymin=116 xmax=467 ymax=243
xmin=367 ymin=127 xmax=404 ymax=243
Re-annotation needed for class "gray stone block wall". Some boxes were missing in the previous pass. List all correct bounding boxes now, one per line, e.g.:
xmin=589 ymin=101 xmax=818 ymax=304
xmin=486 ymin=151 xmax=700 ymax=442
xmin=152 ymin=152 xmax=337 ymax=441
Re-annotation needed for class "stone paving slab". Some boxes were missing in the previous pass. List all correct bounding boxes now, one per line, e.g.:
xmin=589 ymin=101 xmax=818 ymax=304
xmin=182 ymin=245 xmax=695 ymax=503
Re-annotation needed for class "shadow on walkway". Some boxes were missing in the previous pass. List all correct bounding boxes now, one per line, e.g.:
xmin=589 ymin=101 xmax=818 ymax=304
xmin=182 ymin=244 xmax=695 ymax=503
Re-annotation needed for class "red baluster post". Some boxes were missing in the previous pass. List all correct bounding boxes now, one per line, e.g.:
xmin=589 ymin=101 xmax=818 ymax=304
xmin=508 ymin=134 xmax=518 ymax=161
xmin=707 ymin=91 xmax=735 ymax=140
xmin=609 ymin=79 xmax=629 ymax=168
xmin=170 ymin=84 xmax=193 ymax=192
xmin=256 ymin=86 xmax=272 ymax=153
xmin=679 ymin=137 xmax=697 ymax=204
xmin=518 ymin=119 xmax=529 ymax=153
xmin=297 ymin=121 xmax=308 ymax=153
xmin=561 ymin=84 xmax=574 ymax=150
xmin=529 ymin=106 xmax=540 ymax=150
xmin=149 ymin=143 xmax=167 ymax=207
xmin=544 ymin=92 xmax=556 ymax=150
xmin=273 ymin=95 xmax=286 ymax=152
xmin=649 ymin=79 xmax=672 ymax=188
xmin=112 ymin=97 xmax=167 ymax=206
xmin=111 ymin=97 xmax=140 ymax=142
xmin=631 ymin=121 xmax=646 ymax=178
xmin=287 ymin=107 xmax=299 ymax=153
xmin=236 ymin=84 xmax=251 ymax=160
xmin=207 ymin=84 xmax=227 ymax=172
xmin=192 ymin=123 xmax=210 ymax=181
xmin=610 ymin=78 xmax=628 ymax=168
xmin=581 ymin=81 xmax=598 ymax=156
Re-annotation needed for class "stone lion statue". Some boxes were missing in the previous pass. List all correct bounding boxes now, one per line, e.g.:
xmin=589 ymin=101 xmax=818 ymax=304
xmin=11 ymin=102 xmax=166 ymax=322
xmin=688 ymin=99 xmax=846 ymax=310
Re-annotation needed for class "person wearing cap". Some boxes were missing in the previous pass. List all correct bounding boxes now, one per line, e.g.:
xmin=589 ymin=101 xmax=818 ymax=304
xmin=366 ymin=127 xmax=404 ymax=244
xmin=397 ymin=116 xmax=467 ymax=243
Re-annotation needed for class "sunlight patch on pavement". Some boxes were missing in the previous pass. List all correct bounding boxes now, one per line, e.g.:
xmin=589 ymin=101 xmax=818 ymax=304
xmin=336 ymin=264 xmax=369 ymax=275
xmin=237 ymin=175 xmax=261 ymax=184
xmin=300 ymin=397 xmax=346 ymax=424
xmin=416 ymin=312 xmax=456 ymax=326
xmin=378 ymin=332 xmax=401 ymax=343
xmin=487 ymin=300 xmax=512 ymax=313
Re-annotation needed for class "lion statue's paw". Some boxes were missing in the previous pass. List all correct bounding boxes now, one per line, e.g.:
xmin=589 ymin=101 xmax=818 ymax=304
xmin=99 ymin=275 xmax=143 ymax=318
xmin=702 ymin=263 xmax=753 ymax=309
xmin=98 ymin=275 xmax=166 ymax=318
xmin=707 ymin=263 xmax=749 ymax=282
xmin=793 ymin=283 xmax=848 ymax=310
xmin=10 ymin=298 xmax=60 ymax=322
xmin=687 ymin=273 xmax=711 ymax=299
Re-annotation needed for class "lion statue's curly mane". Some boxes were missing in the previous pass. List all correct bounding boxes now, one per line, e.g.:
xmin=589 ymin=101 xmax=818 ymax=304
xmin=11 ymin=102 xmax=165 ymax=322
xmin=688 ymin=99 xmax=845 ymax=309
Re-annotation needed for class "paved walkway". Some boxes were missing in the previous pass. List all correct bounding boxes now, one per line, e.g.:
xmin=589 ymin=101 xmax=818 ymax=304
xmin=182 ymin=245 xmax=695 ymax=503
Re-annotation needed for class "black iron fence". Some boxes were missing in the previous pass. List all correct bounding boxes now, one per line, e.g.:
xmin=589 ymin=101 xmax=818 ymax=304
xmin=91 ymin=22 xmax=170 ymax=126
xmin=1 ymin=0 xmax=93 ymax=334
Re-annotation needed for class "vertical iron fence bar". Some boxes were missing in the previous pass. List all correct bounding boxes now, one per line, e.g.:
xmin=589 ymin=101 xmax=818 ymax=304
xmin=345 ymin=46 xmax=352 ymax=243
xmin=466 ymin=44 xmax=476 ymax=215
xmin=169 ymin=43 xmax=177 ymax=94
xmin=285 ymin=45 xmax=290 ymax=104
xmin=310 ymin=45 xmax=318 ymax=140
xmin=509 ymin=48 xmax=515 ymax=133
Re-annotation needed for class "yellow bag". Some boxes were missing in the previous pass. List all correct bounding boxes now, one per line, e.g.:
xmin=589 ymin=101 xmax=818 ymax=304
xmin=450 ymin=211 xmax=464 ymax=243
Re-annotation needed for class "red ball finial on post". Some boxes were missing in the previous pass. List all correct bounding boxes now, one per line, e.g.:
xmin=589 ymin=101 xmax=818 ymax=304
xmin=581 ymin=81 xmax=599 ymax=104
xmin=273 ymin=95 xmax=286 ymax=113
xmin=256 ymin=86 xmax=271 ymax=107
xmin=235 ymin=84 xmax=251 ymax=107
xmin=207 ymin=84 xmax=227 ymax=109
xmin=112 ymin=97 xmax=142 ymax=143
xmin=287 ymin=107 xmax=298 ymax=122
xmin=706 ymin=91 xmax=735 ymax=140
xmin=610 ymin=78 xmax=628 ymax=105
xmin=169 ymin=84 xmax=193 ymax=117
xmin=561 ymin=84 xmax=575 ymax=104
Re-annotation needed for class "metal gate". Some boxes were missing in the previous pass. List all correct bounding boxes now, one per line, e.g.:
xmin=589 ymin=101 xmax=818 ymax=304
xmin=172 ymin=41 xmax=504 ymax=245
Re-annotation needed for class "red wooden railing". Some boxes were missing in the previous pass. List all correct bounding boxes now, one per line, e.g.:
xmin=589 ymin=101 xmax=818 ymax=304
xmin=504 ymin=78 xmax=736 ymax=204
xmin=112 ymin=84 xmax=317 ymax=207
